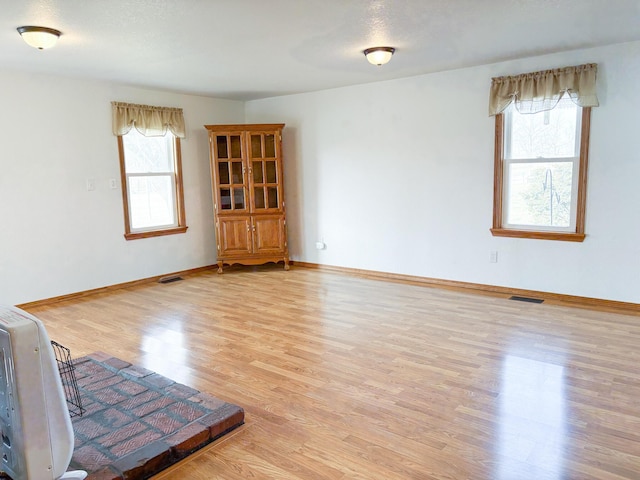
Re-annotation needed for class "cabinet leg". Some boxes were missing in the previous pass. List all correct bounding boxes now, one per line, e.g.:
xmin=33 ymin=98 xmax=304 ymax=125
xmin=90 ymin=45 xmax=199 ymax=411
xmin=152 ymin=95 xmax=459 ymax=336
xmin=283 ymin=259 xmax=290 ymax=271
xmin=217 ymin=261 xmax=224 ymax=274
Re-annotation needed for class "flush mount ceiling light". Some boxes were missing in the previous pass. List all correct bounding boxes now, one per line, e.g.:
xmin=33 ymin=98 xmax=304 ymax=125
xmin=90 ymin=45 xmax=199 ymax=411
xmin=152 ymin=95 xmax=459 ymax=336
xmin=17 ymin=26 xmax=61 ymax=50
xmin=363 ymin=46 xmax=395 ymax=66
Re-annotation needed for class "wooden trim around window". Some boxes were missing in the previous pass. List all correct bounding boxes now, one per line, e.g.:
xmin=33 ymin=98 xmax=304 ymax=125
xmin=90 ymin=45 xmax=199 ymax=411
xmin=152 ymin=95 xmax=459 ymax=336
xmin=575 ymin=107 xmax=591 ymax=235
xmin=124 ymin=226 xmax=188 ymax=240
xmin=490 ymin=228 xmax=585 ymax=242
xmin=491 ymin=107 xmax=591 ymax=242
xmin=117 ymin=136 xmax=187 ymax=241
xmin=492 ymin=113 xmax=505 ymax=230
xmin=117 ymin=135 xmax=132 ymax=234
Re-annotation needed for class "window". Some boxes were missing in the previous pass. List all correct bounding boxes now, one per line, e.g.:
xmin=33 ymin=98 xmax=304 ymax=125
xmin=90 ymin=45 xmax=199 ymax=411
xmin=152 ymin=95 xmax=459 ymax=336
xmin=112 ymin=101 xmax=187 ymax=240
xmin=492 ymin=100 xmax=590 ymax=241
xmin=489 ymin=64 xmax=598 ymax=242
xmin=117 ymin=129 xmax=187 ymax=240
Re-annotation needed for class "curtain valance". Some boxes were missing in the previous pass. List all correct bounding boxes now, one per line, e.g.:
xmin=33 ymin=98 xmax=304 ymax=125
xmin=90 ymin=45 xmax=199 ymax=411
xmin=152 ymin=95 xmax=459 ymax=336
xmin=488 ymin=63 xmax=599 ymax=116
xmin=111 ymin=101 xmax=186 ymax=138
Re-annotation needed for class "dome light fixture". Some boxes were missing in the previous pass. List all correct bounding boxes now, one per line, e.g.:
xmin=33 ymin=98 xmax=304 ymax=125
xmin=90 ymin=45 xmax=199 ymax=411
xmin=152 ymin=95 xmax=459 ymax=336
xmin=363 ymin=46 xmax=395 ymax=66
xmin=17 ymin=26 xmax=62 ymax=50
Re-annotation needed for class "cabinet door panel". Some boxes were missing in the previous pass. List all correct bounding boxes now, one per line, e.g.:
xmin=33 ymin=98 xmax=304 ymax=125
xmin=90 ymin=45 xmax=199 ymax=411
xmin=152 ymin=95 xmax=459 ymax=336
xmin=253 ymin=216 xmax=285 ymax=254
xmin=248 ymin=131 xmax=283 ymax=213
xmin=212 ymin=133 xmax=248 ymax=214
xmin=218 ymin=217 xmax=252 ymax=257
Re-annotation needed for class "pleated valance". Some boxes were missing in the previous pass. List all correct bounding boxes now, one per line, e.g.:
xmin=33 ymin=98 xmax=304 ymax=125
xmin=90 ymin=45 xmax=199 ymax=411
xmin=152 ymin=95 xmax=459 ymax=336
xmin=111 ymin=101 xmax=186 ymax=138
xmin=488 ymin=63 xmax=599 ymax=116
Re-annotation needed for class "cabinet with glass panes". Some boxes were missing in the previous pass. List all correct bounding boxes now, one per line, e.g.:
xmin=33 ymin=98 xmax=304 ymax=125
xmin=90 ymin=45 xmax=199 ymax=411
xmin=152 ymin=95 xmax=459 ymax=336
xmin=205 ymin=124 xmax=289 ymax=273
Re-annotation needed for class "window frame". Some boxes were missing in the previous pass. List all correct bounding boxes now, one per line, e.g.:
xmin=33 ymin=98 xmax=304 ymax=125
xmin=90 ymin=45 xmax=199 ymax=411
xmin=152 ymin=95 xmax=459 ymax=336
xmin=117 ymin=133 xmax=188 ymax=240
xmin=491 ymin=106 xmax=591 ymax=242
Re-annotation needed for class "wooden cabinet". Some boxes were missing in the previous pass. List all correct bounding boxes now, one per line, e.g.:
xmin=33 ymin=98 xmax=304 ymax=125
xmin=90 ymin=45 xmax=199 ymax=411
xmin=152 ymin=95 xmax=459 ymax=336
xmin=205 ymin=124 xmax=289 ymax=273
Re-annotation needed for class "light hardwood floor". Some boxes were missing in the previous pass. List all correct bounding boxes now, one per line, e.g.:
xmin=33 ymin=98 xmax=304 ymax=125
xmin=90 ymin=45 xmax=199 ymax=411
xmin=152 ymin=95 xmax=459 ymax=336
xmin=26 ymin=266 xmax=640 ymax=479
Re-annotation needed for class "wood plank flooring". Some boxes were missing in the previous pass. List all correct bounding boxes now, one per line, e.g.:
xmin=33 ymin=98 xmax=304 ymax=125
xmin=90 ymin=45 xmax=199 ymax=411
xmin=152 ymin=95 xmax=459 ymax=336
xmin=26 ymin=266 xmax=640 ymax=479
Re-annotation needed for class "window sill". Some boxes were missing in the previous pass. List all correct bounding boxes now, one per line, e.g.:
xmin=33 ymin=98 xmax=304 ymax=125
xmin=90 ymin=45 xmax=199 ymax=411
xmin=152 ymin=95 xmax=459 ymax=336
xmin=125 ymin=226 xmax=188 ymax=241
xmin=490 ymin=228 xmax=585 ymax=242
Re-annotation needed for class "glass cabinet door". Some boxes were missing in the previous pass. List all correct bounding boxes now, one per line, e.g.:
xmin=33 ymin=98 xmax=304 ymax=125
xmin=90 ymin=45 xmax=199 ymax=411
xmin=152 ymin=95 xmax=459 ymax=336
xmin=248 ymin=132 xmax=282 ymax=212
xmin=214 ymin=134 xmax=246 ymax=212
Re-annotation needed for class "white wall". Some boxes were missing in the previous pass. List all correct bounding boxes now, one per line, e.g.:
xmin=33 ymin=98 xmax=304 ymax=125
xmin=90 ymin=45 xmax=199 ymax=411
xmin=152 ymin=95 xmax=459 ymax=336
xmin=3 ymin=42 xmax=638 ymax=306
xmin=0 ymin=71 xmax=244 ymax=305
xmin=246 ymin=41 xmax=640 ymax=303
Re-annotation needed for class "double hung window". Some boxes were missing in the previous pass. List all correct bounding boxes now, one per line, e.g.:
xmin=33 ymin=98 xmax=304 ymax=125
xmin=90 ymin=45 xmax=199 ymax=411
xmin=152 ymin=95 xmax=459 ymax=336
xmin=112 ymin=102 xmax=187 ymax=240
xmin=489 ymin=64 xmax=598 ymax=241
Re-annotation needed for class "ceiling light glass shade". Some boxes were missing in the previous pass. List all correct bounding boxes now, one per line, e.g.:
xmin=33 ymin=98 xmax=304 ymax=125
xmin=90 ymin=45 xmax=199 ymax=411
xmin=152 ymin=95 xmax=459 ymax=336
xmin=363 ymin=47 xmax=395 ymax=66
xmin=17 ymin=26 xmax=61 ymax=50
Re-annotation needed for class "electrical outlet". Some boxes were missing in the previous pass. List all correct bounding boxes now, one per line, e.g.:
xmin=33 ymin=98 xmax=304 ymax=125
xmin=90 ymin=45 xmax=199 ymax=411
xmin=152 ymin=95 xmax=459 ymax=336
xmin=109 ymin=178 xmax=118 ymax=189
xmin=86 ymin=179 xmax=96 ymax=191
xmin=490 ymin=251 xmax=498 ymax=263
xmin=315 ymin=241 xmax=326 ymax=250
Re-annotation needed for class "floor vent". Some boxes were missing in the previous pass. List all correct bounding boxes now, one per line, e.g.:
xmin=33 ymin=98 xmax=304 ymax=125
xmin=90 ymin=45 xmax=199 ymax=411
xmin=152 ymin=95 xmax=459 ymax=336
xmin=158 ymin=275 xmax=183 ymax=284
xmin=509 ymin=295 xmax=544 ymax=304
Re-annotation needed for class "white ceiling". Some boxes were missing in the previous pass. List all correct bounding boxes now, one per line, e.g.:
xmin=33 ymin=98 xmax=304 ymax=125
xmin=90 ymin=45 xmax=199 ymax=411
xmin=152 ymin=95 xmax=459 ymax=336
xmin=2 ymin=0 xmax=640 ymax=101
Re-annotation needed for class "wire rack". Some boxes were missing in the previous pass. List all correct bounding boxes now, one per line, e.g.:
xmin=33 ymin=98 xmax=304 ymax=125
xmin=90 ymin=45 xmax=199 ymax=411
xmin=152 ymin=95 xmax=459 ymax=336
xmin=50 ymin=341 xmax=85 ymax=418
